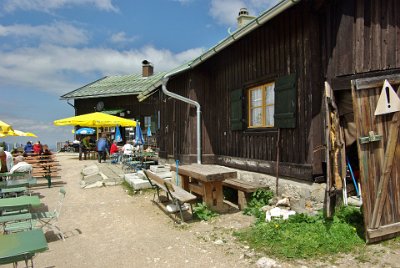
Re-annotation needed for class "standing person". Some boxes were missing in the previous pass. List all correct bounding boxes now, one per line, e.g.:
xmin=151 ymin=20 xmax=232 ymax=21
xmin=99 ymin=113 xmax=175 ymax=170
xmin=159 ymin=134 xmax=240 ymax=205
xmin=0 ymin=147 xmax=13 ymax=180
xmin=79 ymin=136 xmax=90 ymax=160
xmin=96 ymin=134 xmax=108 ymax=163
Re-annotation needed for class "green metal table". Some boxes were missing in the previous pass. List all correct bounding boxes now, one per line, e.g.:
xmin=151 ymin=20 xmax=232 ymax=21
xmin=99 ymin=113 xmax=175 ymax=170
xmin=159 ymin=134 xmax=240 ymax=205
xmin=0 ymin=229 xmax=48 ymax=265
xmin=0 ymin=196 xmax=41 ymax=213
xmin=0 ymin=178 xmax=37 ymax=189
xmin=0 ymin=186 xmax=28 ymax=198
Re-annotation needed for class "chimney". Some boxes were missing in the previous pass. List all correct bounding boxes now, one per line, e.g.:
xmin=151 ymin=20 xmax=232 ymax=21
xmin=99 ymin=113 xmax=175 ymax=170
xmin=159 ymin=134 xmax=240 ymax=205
xmin=142 ymin=60 xmax=154 ymax=77
xmin=237 ymin=8 xmax=255 ymax=28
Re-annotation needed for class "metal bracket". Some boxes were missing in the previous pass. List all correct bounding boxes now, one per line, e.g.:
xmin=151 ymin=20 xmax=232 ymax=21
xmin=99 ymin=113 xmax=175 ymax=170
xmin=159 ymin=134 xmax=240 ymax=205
xmin=359 ymin=131 xmax=383 ymax=144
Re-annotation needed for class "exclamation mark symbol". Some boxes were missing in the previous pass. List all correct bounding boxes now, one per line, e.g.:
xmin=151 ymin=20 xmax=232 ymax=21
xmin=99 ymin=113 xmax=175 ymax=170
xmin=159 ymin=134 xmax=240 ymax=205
xmin=386 ymin=86 xmax=391 ymax=108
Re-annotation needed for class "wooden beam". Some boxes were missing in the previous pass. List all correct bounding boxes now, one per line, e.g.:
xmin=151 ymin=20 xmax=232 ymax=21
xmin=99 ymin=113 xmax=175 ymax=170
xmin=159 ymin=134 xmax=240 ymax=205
xmin=368 ymin=222 xmax=400 ymax=239
xmin=331 ymin=69 xmax=400 ymax=91
xmin=354 ymin=74 xmax=400 ymax=90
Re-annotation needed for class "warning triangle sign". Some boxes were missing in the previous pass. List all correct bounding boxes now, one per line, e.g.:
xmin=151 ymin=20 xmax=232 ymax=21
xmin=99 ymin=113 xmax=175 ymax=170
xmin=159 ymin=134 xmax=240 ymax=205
xmin=374 ymin=79 xmax=400 ymax=116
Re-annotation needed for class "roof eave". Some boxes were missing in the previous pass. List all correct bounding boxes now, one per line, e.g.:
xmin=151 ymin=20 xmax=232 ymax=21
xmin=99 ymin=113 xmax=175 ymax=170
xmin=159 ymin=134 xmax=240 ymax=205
xmin=137 ymin=0 xmax=301 ymax=102
xmin=60 ymin=92 xmax=139 ymax=100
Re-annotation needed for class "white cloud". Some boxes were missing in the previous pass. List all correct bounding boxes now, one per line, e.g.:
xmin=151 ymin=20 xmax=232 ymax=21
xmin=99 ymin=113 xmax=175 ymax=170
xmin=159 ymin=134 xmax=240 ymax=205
xmin=110 ymin=32 xmax=137 ymax=44
xmin=209 ymin=0 xmax=281 ymax=26
xmin=2 ymin=0 xmax=118 ymax=13
xmin=0 ymin=22 xmax=89 ymax=46
xmin=0 ymin=44 xmax=204 ymax=95
xmin=172 ymin=0 xmax=193 ymax=4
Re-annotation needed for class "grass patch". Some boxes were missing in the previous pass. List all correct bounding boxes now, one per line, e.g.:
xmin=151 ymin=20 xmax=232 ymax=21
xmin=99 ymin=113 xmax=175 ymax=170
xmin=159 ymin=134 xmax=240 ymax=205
xmin=121 ymin=181 xmax=155 ymax=196
xmin=121 ymin=181 xmax=135 ymax=196
xmin=235 ymin=206 xmax=365 ymax=259
xmin=192 ymin=203 xmax=218 ymax=221
xmin=243 ymin=188 xmax=274 ymax=219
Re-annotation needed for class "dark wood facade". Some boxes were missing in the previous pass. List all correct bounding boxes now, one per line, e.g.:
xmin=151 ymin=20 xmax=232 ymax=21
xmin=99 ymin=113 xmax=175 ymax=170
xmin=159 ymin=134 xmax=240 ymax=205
xmin=74 ymin=94 xmax=158 ymax=122
xmin=157 ymin=0 xmax=400 ymax=181
xmin=326 ymin=0 xmax=400 ymax=88
xmin=73 ymin=93 xmax=159 ymax=141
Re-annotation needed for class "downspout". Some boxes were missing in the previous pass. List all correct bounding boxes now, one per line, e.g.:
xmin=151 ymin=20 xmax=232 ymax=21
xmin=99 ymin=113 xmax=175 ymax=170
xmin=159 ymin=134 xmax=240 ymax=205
xmin=162 ymin=71 xmax=201 ymax=164
xmin=67 ymin=99 xmax=76 ymax=114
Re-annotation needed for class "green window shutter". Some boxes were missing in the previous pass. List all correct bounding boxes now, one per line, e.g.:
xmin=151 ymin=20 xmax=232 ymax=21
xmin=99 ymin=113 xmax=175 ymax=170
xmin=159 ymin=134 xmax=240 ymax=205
xmin=274 ymin=74 xmax=297 ymax=128
xmin=230 ymin=88 xmax=243 ymax=131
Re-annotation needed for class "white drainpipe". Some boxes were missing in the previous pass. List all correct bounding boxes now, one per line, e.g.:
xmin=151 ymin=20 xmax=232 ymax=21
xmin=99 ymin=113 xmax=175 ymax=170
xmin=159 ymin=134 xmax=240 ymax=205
xmin=162 ymin=71 xmax=201 ymax=164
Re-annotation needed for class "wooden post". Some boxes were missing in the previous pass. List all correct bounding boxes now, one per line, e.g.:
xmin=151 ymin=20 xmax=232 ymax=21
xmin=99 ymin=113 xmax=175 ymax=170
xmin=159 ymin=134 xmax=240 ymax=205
xmin=275 ymin=128 xmax=280 ymax=196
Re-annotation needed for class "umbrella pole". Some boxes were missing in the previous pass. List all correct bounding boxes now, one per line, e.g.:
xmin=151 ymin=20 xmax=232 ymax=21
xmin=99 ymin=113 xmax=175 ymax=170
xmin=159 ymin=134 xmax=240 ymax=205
xmin=97 ymin=127 xmax=99 ymax=140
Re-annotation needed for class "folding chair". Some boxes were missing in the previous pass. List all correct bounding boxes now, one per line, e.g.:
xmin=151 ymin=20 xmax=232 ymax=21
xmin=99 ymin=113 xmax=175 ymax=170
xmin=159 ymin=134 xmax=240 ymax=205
xmin=5 ymin=187 xmax=67 ymax=241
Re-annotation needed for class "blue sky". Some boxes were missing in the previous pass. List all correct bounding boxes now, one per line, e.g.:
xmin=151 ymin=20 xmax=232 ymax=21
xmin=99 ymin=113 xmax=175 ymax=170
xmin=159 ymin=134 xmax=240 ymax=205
xmin=0 ymin=0 xmax=279 ymax=150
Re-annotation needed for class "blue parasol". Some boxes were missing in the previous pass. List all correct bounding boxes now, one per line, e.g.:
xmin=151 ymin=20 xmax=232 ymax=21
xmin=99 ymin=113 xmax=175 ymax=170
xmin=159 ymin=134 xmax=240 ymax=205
xmin=135 ymin=121 xmax=144 ymax=145
xmin=147 ymin=126 xmax=152 ymax=137
xmin=76 ymin=128 xmax=95 ymax=135
xmin=115 ymin=126 xmax=122 ymax=142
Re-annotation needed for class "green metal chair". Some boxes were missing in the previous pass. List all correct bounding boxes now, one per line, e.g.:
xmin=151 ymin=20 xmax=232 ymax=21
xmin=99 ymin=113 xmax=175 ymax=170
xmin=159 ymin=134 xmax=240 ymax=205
xmin=5 ymin=187 xmax=67 ymax=241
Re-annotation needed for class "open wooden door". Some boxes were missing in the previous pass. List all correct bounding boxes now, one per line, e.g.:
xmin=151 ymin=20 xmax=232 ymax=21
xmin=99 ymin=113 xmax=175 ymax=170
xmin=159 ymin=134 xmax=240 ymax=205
xmin=351 ymin=74 xmax=400 ymax=243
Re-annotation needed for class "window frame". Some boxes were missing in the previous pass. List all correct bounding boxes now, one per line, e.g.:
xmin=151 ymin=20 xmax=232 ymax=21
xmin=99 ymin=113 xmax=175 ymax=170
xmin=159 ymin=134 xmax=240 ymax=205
xmin=247 ymin=82 xmax=275 ymax=128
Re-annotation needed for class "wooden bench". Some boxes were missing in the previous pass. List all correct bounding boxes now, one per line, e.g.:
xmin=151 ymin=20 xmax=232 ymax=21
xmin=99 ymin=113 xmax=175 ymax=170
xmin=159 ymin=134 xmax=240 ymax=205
xmin=143 ymin=170 xmax=197 ymax=222
xmin=222 ymin=179 xmax=269 ymax=210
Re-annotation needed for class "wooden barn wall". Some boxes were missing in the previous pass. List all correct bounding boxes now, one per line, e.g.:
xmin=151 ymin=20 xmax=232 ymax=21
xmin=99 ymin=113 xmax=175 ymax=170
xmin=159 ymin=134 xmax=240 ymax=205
xmin=159 ymin=2 xmax=323 ymax=180
xmin=325 ymin=0 xmax=400 ymax=86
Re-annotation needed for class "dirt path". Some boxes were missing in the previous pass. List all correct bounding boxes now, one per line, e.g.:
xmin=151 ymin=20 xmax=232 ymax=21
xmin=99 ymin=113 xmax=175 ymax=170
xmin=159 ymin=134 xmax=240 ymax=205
xmin=20 ymin=153 xmax=258 ymax=268
xmin=4 ymin=153 xmax=400 ymax=268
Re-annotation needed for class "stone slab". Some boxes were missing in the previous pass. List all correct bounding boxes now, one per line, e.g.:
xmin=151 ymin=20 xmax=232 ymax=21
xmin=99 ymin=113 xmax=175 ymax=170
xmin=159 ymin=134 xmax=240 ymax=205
xmin=127 ymin=178 xmax=151 ymax=190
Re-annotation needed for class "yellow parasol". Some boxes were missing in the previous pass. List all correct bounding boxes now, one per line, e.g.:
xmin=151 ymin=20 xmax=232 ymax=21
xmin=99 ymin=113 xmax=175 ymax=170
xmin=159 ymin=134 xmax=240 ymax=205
xmin=0 ymin=129 xmax=38 ymax=138
xmin=53 ymin=112 xmax=136 ymax=127
xmin=13 ymin=130 xmax=38 ymax=138
xmin=0 ymin=120 xmax=13 ymax=133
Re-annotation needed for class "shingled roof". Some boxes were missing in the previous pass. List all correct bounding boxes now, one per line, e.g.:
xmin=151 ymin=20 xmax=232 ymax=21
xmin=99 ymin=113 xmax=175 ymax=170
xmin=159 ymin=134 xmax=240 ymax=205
xmin=60 ymin=71 xmax=166 ymax=100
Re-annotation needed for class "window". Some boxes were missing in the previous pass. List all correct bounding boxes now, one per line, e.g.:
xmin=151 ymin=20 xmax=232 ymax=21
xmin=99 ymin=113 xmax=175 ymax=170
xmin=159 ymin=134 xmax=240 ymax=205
xmin=144 ymin=116 xmax=151 ymax=128
xmin=248 ymin=82 xmax=275 ymax=128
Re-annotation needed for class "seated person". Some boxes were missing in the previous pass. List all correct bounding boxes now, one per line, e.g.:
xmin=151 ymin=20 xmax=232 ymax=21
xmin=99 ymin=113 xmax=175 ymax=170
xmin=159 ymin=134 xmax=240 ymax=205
xmin=9 ymin=155 xmax=32 ymax=178
xmin=42 ymin=144 xmax=52 ymax=155
xmin=24 ymin=141 xmax=34 ymax=154
xmin=33 ymin=141 xmax=43 ymax=154
xmin=0 ymin=147 xmax=13 ymax=174
xmin=122 ymin=140 xmax=134 ymax=157
xmin=109 ymin=140 xmax=120 ymax=163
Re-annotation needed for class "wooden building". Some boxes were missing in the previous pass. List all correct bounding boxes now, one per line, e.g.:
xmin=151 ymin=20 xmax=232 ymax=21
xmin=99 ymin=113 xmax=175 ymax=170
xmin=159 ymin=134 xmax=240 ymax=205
xmin=139 ymin=0 xmax=400 ymax=242
xmin=60 ymin=61 xmax=164 ymax=141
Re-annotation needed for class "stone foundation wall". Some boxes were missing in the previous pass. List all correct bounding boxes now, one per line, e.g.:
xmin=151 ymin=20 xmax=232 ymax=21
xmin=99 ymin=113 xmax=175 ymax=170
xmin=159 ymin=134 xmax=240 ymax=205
xmin=160 ymin=159 xmax=326 ymax=213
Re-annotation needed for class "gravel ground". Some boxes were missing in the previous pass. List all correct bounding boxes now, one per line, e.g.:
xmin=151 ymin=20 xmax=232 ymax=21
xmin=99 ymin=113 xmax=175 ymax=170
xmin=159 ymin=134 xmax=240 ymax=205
xmin=3 ymin=153 xmax=400 ymax=268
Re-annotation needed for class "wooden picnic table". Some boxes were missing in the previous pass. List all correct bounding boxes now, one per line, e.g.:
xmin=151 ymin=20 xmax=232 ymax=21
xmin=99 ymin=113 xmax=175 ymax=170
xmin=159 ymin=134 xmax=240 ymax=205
xmin=171 ymin=164 xmax=237 ymax=212
xmin=0 ymin=229 xmax=48 ymax=265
